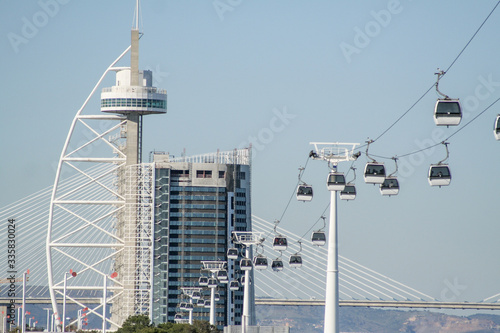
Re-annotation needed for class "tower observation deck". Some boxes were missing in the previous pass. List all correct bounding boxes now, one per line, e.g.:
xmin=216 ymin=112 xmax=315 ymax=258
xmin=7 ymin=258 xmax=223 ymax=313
xmin=101 ymin=69 xmax=167 ymax=115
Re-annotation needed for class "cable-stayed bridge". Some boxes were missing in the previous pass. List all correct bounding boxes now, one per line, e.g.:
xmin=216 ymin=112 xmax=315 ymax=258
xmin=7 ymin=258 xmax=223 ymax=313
xmin=2 ymin=183 xmax=500 ymax=310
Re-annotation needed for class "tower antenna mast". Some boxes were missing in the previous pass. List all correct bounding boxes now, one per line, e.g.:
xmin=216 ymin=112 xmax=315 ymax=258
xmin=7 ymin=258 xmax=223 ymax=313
xmin=135 ymin=0 xmax=140 ymax=31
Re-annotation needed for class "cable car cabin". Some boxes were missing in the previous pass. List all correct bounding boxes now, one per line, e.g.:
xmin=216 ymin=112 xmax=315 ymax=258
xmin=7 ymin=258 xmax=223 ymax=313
xmin=229 ymin=280 xmax=240 ymax=291
xmin=179 ymin=302 xmax=187 ymax=311
xmin=196 ymin=299 xmax=205 ymax=307
xmin=240 ymin=276 xmax=252 ymax=285
xmin=185 ymin=303 xmax=194 ymax=310
xmin=214 ymin=292 xmax=220 ymax=301
xmin=227 ymin=248 xmax=239 ymax=260
xmin=192 ymin=291 xmax=201 ymax=300
xmin=272 ymin=259 xmax=284 ymax=272
xmin=428 ymin=164 xmax=451 ymax=187
xmin=340 ymin=184 xmax=356 ymax=201
xmin=312 ymin=231 xmax=326 ymax=246
xmin=199 ymin=276 xmax=209 ymax=286
xmin=217 ymin=270 xmax=228 ymax=281
xmin=208 ymin=278 xmax=218 ymax=288
xmin=174 ymin=314 xmax=182 ymax=320
xmin=204 ymin=300 xmax=211 ymax=308
xmin=380 ymin=177 xmax=399 ymax=196
xmin=253 ymin=255 xmax=268 ymax=270
xmin=273 ymin=236 xmax=288 ymax=251
xmin=296 ymin=185 xmax=313 ymax=201
xmin=240 ymin=258 xmax=253 ymax=271
xmin=494 ymin=115 xmax=500 ymax=140
xmin=326 ymin=173 xmax=346 ymax=191
xmin=289 ymin=254 xmax=303 ymax=268
xmin=364 ymin=163 xmax=386 ymax=184
xmin=434 ymin=99 xmax=462 ymax=126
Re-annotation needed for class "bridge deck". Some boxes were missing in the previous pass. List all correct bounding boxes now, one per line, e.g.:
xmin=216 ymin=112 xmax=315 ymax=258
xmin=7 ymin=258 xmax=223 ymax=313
xmin=4 ymin=298 xmax=500 ymax=310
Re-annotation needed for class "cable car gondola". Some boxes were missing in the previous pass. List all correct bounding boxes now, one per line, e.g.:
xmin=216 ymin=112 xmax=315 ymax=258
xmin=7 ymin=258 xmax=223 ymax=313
xmin=204 ymin=300 xmax=211 ymax=308
xmin=217 ymin=270 xmax=228 ymax=281
xmin=326 ymin=172 xmax=346 ymax=191
xmin=272 ymin=220 xmax=288 ymax=251
xmin=433 ymin=70 xmax=461 ymax=126
xmin=192 ymin=291 xmax=201 ymax=300
xmin=428 ymin=142 xmax=451 ymax=187
xmin=296 ymin=184 xmax=313 ymax=202
xmin=272 ymin=236 xmax=288 ymax=251
xmin=240 ymin=258 xmax=252 ymax=271
xmin=364 ymin=162 xmax=386 ymax=184
xmin=272 ymin=258 xmax=284 ymax=272
xmin=229 ymin=280 xmax=240 ymax=291
xmin=340 ymin=183 xmax=356 ymax=200
xmin=240 ymin=276 xmax=252 ymax=285
xmin=227 ymin=248 xmax=239 ymax=260
xmin=494 ymin=114 xmax=500 ymax=140
xmin=380 ymin=158 xmax=399 ymax=196
xmin=199 ymin=276 xmax=208 ymax=287
xmin=253 ymin=255 xmax=268 ymax=270
xmin=179 ymin=302 xmax=187 ymax=311
xmin=208 ymin=277 xmax=218 ymax=288
xmin=363 ymin=140 xmax=386 ymax=184
xmin=196 ymin=299 xmax=205 ymax=307
xmin=289 ymin=254 xmax=302 ymax=268
xmin=380 ymin=177 xmax=399 ymax=196
xmin=185 ymin=303 xmax=194 ymax=310
xmin=312 ymin=216 xmax=326 ymax=246
xmin=428 ymin=164 xmax=451 ymax=187
xmin=434 ymin=99 xmax=462 ymax=126
xmin=340 ymin=167 xmax=357 ymax=201
xmin=311 ymin=231 xmax=326 ymax=246
xmin=214 ymin=292 xmax=220 ymax=302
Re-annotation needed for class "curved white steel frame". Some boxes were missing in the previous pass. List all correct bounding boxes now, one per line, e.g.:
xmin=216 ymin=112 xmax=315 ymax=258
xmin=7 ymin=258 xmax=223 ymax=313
xmin=46 ymin=46 xmax=131 ymax=329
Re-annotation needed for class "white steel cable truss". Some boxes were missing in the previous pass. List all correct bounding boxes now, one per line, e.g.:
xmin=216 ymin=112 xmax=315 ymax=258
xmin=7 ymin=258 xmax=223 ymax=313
xmin=251 ymin=215 xmax=435 ymax=303
xmin=45 ymin=44 xmax=148 ymax=330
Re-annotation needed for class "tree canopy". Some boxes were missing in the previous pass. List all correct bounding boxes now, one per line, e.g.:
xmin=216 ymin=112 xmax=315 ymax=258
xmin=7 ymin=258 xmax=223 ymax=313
xmin=115 ymin=315 xmax=218 ymax=333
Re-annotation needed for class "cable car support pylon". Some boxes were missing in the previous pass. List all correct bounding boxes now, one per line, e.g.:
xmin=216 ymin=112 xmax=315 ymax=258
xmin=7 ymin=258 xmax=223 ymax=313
xmin=309 ymin=142 xmax=359 ymax=333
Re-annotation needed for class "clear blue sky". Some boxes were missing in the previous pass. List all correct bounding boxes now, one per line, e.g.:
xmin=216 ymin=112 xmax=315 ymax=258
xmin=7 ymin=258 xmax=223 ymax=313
xmin=1 ymin=0 xmax=500 ymax=307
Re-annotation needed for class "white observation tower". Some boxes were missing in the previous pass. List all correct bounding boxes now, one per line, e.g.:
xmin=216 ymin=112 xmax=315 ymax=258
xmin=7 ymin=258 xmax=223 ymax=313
xmin=46 ymin=1 xmax=166 ymax=330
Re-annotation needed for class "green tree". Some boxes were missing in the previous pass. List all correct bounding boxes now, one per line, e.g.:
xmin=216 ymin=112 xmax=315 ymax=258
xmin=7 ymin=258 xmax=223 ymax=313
xmin=117 ymin=315 xmax=218 ymax=333
xmin=191 ymin=320 xmax=218 ymax=333
xmin=117 ymin=315 xmax=153 ymax=333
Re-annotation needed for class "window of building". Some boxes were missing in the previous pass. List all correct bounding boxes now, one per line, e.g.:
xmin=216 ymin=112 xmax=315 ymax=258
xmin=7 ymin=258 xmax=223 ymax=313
xmin=219 ymin=171 xmax=225 ymax=178
xmin=196 ymin=170 xmax=212 ymax=178
xmin=171 ymin=169 xmax=189 ymax=176
xmin=237 ymin=171 xmax=246 ymax=180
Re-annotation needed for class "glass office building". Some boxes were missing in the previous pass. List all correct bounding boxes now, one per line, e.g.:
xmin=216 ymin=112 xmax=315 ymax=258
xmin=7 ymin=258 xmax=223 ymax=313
xmin=151 ymin=149 xmax=254 ymax=329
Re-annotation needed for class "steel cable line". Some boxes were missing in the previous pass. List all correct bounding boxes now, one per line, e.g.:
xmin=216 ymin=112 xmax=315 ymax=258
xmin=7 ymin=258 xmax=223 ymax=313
xmin=262 ymin=155 xmax=311 ymax=241
xmin=253 ymin=215 xmax=434 ymax=301
xmin=370 ymin=96 xmax=500 ymax=160
xmin=360 ymin=1 xmax=500 ymax=151
xmin=296 ymin=204 xmax=330 ymax=243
